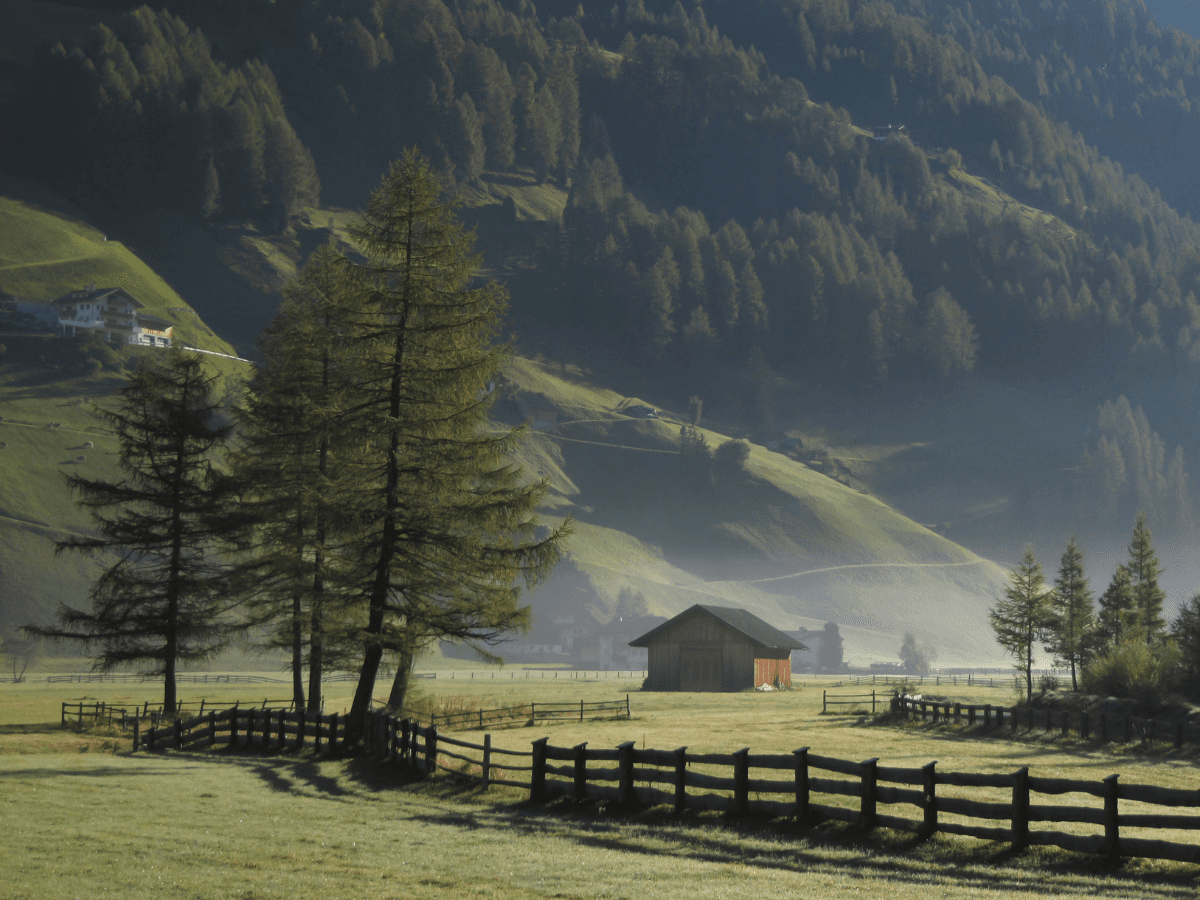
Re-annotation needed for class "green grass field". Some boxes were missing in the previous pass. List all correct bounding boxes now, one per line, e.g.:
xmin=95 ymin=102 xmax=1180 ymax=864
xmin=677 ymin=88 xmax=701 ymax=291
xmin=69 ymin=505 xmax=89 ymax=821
xmin=3 ymin=675 xmax=1199 ymax=899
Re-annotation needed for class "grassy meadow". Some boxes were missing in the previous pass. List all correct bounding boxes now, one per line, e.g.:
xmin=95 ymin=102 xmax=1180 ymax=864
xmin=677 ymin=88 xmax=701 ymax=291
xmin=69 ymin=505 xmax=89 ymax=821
xmin=3 ymin=673 xmax=1200 ymax=899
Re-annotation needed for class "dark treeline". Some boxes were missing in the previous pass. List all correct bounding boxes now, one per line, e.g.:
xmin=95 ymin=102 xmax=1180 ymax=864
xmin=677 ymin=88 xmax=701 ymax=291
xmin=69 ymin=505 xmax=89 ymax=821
xmin=8 ymin=0 xmax=1200 ymax=393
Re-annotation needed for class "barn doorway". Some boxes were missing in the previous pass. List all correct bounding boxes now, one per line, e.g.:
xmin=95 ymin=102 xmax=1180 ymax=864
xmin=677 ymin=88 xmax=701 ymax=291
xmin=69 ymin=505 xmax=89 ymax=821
xmin=680 ymin=649 xmax=722 ymax=691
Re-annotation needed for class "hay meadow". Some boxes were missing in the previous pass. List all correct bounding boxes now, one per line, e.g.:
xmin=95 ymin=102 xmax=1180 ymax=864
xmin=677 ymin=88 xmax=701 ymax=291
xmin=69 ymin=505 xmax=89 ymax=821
xmin=3 ymin=671 xmax=1200 ymax=899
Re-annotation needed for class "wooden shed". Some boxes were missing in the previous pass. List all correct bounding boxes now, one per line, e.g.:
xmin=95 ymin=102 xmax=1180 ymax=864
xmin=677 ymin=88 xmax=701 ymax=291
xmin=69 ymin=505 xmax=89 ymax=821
xmin=629 ymin=604 xmax=805 ymax=692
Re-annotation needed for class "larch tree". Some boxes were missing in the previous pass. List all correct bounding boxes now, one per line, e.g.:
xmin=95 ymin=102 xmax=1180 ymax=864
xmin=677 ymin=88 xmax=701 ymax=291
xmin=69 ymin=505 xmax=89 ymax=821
xmin=341 ymin=148 xmax=569 ymax=739
xmin=33 ymin=347 xmax=236 ymax=711
xmin=990 ymin=547 xmax=1055 ymax=703
xmin=1127 ymin=513 xmax=1167 ymax=645
xmin=1045 ymin=536 xmax=1094 ymax=691
xmin=1094 ymin=563 xmax=1137 ymax=650
xmin=231 ymin=242 xmax=363 ymax=714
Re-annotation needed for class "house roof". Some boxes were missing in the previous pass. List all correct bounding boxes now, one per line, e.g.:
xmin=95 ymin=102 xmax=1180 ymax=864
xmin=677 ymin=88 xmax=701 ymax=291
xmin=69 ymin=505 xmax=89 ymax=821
xmin=629 ymin=604 xmax=804 ymax=650
xmin=53 ymin=287 xmax=145 ymax=310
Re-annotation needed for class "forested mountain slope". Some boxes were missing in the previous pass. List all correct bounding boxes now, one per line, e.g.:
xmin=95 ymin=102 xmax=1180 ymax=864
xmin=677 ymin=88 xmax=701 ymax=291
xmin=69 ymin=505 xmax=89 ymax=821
xmin=3 ymin=0 xmax=1200 ymax=659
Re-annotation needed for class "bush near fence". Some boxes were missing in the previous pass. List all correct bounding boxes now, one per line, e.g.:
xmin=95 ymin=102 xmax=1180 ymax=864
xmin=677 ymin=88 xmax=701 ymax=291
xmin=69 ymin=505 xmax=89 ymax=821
xmin=892 ymin=694 xmax=1200 ymax=749
xmin=362 ymin=711 xmax=1200 ymax=867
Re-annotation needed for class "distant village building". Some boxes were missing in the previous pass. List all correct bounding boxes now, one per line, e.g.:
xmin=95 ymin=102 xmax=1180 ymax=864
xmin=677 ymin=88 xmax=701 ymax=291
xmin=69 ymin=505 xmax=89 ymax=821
xmin=787 ymin=628 xmax=825 ymax=671
xmin=593 ymin=614 xmax=666 ymax=670
xmin=54 ymin=286 xmax=173 ymax=347
xmin=631 ymin=604 xmax=805 ymax=691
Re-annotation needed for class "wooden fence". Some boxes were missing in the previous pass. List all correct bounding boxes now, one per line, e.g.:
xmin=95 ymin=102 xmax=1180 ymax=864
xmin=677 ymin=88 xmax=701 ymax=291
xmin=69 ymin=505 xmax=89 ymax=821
xmin=428 ymin=697 xmax=631 ymax=730
xmin=822 ymin=691 xmax=880 ymax=713
xmin=359 ymin=711 xmax=1200 ymax=866
xmin=62 ymin=698 xmax=295 ymax=729
xmin=138 ymin=706 xmax=350 ymax=754
xmin=893 ymin=695 xmax=1200 ymax=749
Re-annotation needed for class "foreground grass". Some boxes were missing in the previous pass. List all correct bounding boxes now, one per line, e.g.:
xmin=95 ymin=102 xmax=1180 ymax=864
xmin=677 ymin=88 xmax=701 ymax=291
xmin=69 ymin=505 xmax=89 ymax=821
xmin=4 ymin=676 xmax=1200 ymax=898
xmin=4 ymin=748 xmax=1199 ymax=900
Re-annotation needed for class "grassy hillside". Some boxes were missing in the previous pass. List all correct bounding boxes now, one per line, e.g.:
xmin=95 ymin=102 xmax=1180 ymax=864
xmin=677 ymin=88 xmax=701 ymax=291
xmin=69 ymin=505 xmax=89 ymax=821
xmin=501 ymin=358 xmax=1011 ymax=666
xmin=0 ymin=194 xmax=251 ymax=636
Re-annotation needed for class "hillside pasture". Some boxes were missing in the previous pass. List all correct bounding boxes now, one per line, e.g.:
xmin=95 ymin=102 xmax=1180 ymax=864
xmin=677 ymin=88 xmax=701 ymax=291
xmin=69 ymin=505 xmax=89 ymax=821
xmin=4 ymin=676 xmax=1200 ymax=899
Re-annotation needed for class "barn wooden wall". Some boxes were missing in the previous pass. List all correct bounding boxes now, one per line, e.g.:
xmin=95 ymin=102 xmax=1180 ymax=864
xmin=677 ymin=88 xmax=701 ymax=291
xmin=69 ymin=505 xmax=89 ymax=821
xmin=642 ymin=611 xmax=791 ymax=691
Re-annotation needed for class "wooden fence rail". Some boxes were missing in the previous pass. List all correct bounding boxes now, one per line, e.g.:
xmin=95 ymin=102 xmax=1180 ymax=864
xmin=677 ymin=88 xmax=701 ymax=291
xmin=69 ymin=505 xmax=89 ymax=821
xmin=62 ymin=698 xmax=296 ymax=730
xmin=892 ymin=695 xmax=1200 ymax=749
xmin=822 ymin=691 xmax=878 ymax=713
xmin=360 ymin=711 xmax=1200 ymax=866
xmin=138 ymin=707 xmax=350 ymax=754
xmin=430 ymin=697 xmax=631 ymax=730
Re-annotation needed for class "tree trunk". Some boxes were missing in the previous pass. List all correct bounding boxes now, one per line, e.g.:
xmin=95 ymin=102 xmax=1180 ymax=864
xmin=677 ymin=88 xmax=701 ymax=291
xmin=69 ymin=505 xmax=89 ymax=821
xmin=388 ymin=644 xmax=417 ymax=712
xmin=291 ymin=589 xmax=305 ymax=711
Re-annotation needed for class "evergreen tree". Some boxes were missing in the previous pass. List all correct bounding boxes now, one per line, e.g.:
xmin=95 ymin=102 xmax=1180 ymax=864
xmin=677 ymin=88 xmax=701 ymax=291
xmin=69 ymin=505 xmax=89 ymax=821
xmin=1171 ymin=594 xmax=1200 ymax=697
xmin=232 ymin=243 xmax=361 ymax=713
xmin=817 ymin=621 xmax=843 ymax=673
xmin=1094 ymin=563 xmax=1137 ymax=649
xmin=990 ymin=547 xmax=1055 ymax=702
xmin=1045 ymin=536 xmax=1093 ymax=691
xmin=899 ymin=631 xmax=936 ymax=674
xmin=341 ymin=149 xmax=569 ymax=739
xmin=1127 ymin=513 xmax=1167 ymax=645
xmin=31 ymin=348 xmax=235 ymax=711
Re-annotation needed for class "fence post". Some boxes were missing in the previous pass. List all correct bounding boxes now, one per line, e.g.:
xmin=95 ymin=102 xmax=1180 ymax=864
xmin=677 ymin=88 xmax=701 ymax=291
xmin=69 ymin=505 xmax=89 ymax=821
xmin=1081 ymin=710 xmax=1089 ymax=741
xmin=329 ymin=712 xmax=338 ymax=751
xmin=531 ymin=702 xmax=537 ymax=725
xmin=230 ymin=708 xmax=239 ymax=748
xmin=871 ymin=690 xmax=876 ymax=714
xmin=174 ymin=718 xmax=183 ymax=750
xmin=626 ymin=694 xmax=630 ymax=718
xmin=1011 ymin=707 xmax=1019 ymax=733
xmin=617 ymin=741 xmax=636 ymax=808
xmin=1061 ymin=709 xmax=1070 ymax=738
xmin=208 ymin=710 xmax=216 ymax=748
xmin=860 ymin=758 xmax=879 ymax=830
xmin=530 ymin=737 xmax=548 ymax=802
xmin=674 ymin=747 xmax=687 ymax=813
xmin=967 ymin=704 xmax=975 ymax=727
xmin=133 ymin=718 xmax=140 ymax=752
xmin=823 ymin=690 xmax=827 ymax=714
xmin=733 ymin=748 xmax=750 ymax=814
xmin=1011 ymin=767 xmax=1030 ymax=850
xmin=793 ymin=747 xmax=810 ymax=819
xmin=921 ymin=761 xmax=937 ymax=839
xmin=983 ymin=705 xmax=991 ymax=728
xmin=1103 ymin=774 xmax=1120 ymax=860
xmin=277 ymin=709 xmax=286 ymax=751
xmin=425 ymin=724 xmax=438 ymax=778
xmin=482 ymin=734 xmax=492 ymax=790
xmin=1124 ymin=715 xmax=1133 ymax=743
xmin=580 ymin=700 xmax=585 ymax=722
xmin=573 ymin=742 xmax=588 ymax=801
xmin=297 ymin=711 xmax=307 ymax=753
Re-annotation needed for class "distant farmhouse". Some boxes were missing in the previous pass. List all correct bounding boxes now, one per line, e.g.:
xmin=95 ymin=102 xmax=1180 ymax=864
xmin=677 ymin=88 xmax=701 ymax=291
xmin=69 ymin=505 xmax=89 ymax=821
xmin=54 ymin=286 xmax=173 ymax=347
xmin=631 ymin=604 xmax=805 ymax=692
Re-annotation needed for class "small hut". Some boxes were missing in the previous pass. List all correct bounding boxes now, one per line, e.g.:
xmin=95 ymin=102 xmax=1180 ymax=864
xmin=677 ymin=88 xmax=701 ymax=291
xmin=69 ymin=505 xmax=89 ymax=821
xmin=630 ymin=604 xmax=804 ymax=691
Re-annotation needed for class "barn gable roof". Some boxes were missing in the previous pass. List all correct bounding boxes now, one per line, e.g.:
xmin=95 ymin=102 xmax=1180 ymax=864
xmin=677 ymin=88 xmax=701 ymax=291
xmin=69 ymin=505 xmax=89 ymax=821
xmin=629 ymin=604 xmax=804 ymax=650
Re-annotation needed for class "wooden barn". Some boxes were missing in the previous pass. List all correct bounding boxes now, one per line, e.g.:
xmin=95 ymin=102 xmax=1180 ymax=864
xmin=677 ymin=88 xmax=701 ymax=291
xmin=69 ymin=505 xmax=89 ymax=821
xmin=629 ymin=605 xmax=804 ymax=692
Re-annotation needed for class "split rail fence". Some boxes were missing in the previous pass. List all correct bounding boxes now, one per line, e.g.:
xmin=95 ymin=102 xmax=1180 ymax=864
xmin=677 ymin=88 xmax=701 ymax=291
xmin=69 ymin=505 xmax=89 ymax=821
xmin=362 ymin=710 xmax=1200 ymax=866
xmin=428 ymin=697 xmax=631 ymax=730
xmin=62 ymin=698 xmax=295 ymax=729
xmin=893 ymin=695 xmax=1200 ymax=749
xmin=137 ymin=706 xmax=351 ymax=753
xmin=822 ymin=690 xmax=880 ymax=713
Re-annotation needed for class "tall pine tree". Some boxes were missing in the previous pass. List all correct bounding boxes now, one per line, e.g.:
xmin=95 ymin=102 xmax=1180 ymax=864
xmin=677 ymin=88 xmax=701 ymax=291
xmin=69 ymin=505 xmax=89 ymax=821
xmin=340 ymin=149 xmax=569 ymax=739
xmin=990 ymin=547 xmax=1055 ymax=703
xmin=1127 ymin=513 xmax=1167 ymax=645
xmin=33 ymin=348 xmax=235 ymax=711
xmin=1045 ymin=537 xmax=1093 ymax=691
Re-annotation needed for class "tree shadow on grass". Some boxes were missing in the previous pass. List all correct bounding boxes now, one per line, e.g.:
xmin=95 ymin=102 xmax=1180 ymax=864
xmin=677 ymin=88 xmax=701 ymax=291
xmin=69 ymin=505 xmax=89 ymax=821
xmin=398 ymin=794 xmax=1199 ymax=899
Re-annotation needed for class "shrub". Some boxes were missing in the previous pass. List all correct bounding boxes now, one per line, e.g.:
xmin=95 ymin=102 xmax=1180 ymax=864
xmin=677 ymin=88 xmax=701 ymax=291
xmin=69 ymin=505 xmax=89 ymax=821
xmin=1082 ymin=639 xmax=1181 ymax=705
